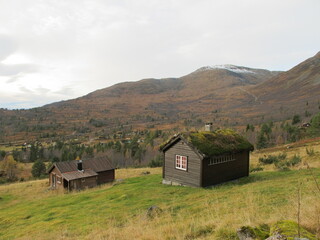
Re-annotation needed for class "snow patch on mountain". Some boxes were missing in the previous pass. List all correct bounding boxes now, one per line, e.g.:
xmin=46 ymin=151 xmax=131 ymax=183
xmin=197 ymin=65 xmax=256 ymax=74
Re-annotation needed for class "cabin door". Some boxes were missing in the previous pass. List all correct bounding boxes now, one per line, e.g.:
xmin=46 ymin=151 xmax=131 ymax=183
xmin=52 ymin=174 xmax=56 ymax=188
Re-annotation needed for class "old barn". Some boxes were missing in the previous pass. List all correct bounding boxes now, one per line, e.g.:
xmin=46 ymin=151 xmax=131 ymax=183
xmin=160 ymin=129 xmax=254 ymax=187
xmin=48 ymin=157 xmax=114 ymax=191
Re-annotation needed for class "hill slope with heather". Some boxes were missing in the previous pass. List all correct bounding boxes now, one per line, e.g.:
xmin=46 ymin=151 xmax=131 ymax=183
xmin=1 ymin=52 xmax=320 ymax=143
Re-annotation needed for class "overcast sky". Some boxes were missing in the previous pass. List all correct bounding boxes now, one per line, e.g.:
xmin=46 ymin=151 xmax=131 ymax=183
xmin=0 ymin=0 xmax=319 ymax=109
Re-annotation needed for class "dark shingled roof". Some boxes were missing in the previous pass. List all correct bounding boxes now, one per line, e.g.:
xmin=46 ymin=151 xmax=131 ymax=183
xmin=160 ymin=129 xmax=254 ymax=157
xmin=48 ymin=156 xmax=114 ymax=174
xmin=62 ymin=169 xmax=98 ymax=181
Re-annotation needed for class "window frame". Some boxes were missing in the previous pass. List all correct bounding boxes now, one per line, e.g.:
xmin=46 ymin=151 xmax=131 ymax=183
xmin=175 ymin=155 xmax=188 ymax=171
xmin=208 ymin=154 xmax=236 ymax=165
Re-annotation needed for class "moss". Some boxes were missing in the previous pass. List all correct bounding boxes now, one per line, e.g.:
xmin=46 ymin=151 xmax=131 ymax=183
xmin=239 ymin=225 xmax=269 ymax=240
xmin=253 ymin=224 xmax=270 ymax=240
xmin=185 ymin=129 xmax=254 ymax=156
xmin=270 ymin=220 xmax=316 ymax=240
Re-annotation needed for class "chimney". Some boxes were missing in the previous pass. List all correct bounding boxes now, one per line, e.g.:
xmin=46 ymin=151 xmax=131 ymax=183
xmin=205 ymin=122 xmax=213 ymax=132
xmin=77 ymin=160 xmax=83 ymax=171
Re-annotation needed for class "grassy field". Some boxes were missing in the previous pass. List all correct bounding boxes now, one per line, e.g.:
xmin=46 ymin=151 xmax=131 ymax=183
xmin=1 ymin=139 xmax=320 ymax=240
xmin=0 ymin=165 xmax=319 ymax=240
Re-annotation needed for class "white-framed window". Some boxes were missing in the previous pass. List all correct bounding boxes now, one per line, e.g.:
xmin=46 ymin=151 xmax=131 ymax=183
xmin=208 ymin=154 xmax=236 ymax=165
xmin=176 ymin=155 xmax=187 ymax=171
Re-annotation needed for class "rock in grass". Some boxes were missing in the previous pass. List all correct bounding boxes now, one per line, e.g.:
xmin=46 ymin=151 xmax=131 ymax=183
xmin=146 ymin=205 xmax=162 ymax=218
xmin=237 ymin=225 xmax=270 ymax=240
xmin=237 ymin=226 xmax=256 ymax=240
xmin=265 ymin=232 xmax=287 ymax=240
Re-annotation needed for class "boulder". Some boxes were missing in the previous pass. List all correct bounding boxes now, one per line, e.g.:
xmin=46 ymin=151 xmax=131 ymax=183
xmin=146 ymin=205 xmax=162 ymax=218
xmin=237 ymin=226 xmax=256 ymax=240
xmin=265 ymin=233 xmax=287 ymax=240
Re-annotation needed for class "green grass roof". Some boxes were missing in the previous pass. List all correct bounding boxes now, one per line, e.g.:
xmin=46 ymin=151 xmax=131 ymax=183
xmin=184 ymin=129 xmax=254 ymax=156
xmin=160 ymin=129 xmax=254 ymax=156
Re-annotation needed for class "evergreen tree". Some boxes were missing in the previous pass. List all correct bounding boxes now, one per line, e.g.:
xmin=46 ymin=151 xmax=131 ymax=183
xmin=29 ymin=144 xmax=39 ymax=162
xmin=31 ymin=160 xmax=46 ymax=178
xmin=292 ymin=114 xmax=301 ymax=125
xmin=256 ymin=132 xmax=268 ymax=149
xmin=307 ymin=112 xmax=320 ymax=137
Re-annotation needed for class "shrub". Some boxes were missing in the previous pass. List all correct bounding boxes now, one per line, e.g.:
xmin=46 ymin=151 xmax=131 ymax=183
xmin=288 ymin=154 xmax=301 ymax=166
xmin=306 ymin=147 xmax=315 ymax=156
xmin=274 ymin=154 xmax=301 ymax=171
xmin=277 ymin=153 xmax=287 ymax=161
xmin=148 ymin=155 xmax=163 ymax=168
xmin=250 ymin=166 xmax=264 ymax=172
xmin=259 ymin=153 xmax=287 ymax=165
xmin=292 ymin=114 xmax=301 ymax=125
xmin=31 ymin=160 xmax=46 ymax=178
xmin=259 ymin=155 xmax=276 ymax=164
xmin=274 ymin=161 xmax=290 ymax=171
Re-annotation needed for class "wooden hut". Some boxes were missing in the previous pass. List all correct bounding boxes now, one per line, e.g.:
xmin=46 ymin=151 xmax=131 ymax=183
xmin=48 ymin=156 xmax=114 ymax=191
xmin=160 ymin=129 xmax=254 ymax=187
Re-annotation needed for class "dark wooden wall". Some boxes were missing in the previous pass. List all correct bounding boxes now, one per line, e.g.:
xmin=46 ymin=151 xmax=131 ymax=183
xmin=69 ymin=176 xmax=98 ymax=190
xmin=164 ymin=139 xmax=202 ymax=187
xmin=97 ymin=169 xmax=115 ymax=185
xmin=201 ymin=151 xmax=249 ymax=187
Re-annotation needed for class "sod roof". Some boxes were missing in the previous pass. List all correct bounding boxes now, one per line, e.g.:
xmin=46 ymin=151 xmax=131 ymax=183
xmin=160 ymin=129 xmax=254 ymax=157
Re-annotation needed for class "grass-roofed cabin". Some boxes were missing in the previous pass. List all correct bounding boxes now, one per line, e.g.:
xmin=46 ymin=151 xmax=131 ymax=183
xmin=160 ymin=129 xmax=254 ymax=187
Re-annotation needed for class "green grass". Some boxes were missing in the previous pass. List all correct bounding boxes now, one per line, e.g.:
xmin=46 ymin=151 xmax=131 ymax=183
xmin=0 ymin=169 xmax=319 ymax=239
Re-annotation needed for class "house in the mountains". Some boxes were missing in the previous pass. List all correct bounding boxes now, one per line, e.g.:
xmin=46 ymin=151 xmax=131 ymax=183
xmin=160 ymin=129 xmax=254 ymax=187
xmin=48 ymin=157 xmax=115 ymax=191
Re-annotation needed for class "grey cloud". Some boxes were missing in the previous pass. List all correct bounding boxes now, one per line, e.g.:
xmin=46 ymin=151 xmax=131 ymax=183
xmin=6 ymin=74 xmax=22 ymax=83
xmin=0 ymin=35 xmax=17 ymax=61
xmin=19 ymin=86 xmax=33 ymax=93
xmin=54 ymin=87 xmax=74 ymax=96
xmin=35 ymin=87 xmax=50 ymax=94
xmin=0 ymin=63 xmax=38 ymax=77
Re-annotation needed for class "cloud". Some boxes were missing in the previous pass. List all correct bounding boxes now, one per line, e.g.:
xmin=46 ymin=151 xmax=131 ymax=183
xmin=0 ymin=0 xmax=319 ymax=109
xmin=6 ymin=74 xmax=22 ymax=83
xmin=0 ymin=63 xmax=38 ymax=77
xmin=0 ymin=35 xmax=17 ymax=61
xmin=54 ymin=87 xmax=74 ymax=96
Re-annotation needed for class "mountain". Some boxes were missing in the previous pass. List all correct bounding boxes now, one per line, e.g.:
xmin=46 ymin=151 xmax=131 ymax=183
xmin=245 ymin=51 xmax=320 ymax=119
xmin=1 ymin=52 xmax=320 ymax=143
xmin=253 ymin=51 xmax=320 ymax=101
xmin=42 ymin=65 xmax=278 ymax=130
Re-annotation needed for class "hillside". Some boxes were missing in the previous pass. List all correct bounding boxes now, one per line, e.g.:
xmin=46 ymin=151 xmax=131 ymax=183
xmin=1 ymin=51 xmax=320 ymax=143
xmin=246 ymin=51 xmax=320 ymax=120
xmin=1 ymin=139 xmax=320 ymax=239
xmin=1 ymin=166 xmax=319 ymax=239
xmin=0 ymin=65 xmax=279 ymax=143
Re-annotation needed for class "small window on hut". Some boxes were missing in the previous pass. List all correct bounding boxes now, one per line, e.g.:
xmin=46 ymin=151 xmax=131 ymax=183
xmin=81 ymin=178 xmax=85 ymax=183
xmin=175 ymin=155 xmax=187 ymax=171
xmin=209 ymin=154 xmax=236 ymax=165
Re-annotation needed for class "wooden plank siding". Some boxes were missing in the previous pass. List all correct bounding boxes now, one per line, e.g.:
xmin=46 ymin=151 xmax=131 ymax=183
xmin=164 ymin=139 xmax=202 ymax=187
xmin=69 ymin=176 xmax=98 ymax=190
xmin=97 ymin=169 xmax=115 ymax=185
xmin=201 ymin=151 xmax=249 ymax=187
xmin=49 ymin=167 xmax=64 ymax=190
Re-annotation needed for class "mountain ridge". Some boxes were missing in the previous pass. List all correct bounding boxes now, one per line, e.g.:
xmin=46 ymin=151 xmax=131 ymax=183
xmin=0 ymin=52 xmax=319 ymax=143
